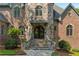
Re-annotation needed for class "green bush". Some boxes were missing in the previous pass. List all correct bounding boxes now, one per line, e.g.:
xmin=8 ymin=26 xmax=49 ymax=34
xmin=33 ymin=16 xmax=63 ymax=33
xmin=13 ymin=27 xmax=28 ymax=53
xmin=4 ymin=38 xmax=18 ymax=49
xmin=58 ymin=40 xmax=71 ymax=51
xmin=7 ymin=27 xmax=21 ymax=38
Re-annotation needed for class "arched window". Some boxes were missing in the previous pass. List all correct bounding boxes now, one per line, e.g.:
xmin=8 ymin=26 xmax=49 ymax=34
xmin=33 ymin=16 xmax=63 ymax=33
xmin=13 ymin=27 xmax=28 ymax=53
xmin=35 ymin=6 xmax=42 ymax=16
xmin=66 ymin=25 xmax=73 ymax=36
xmin=14 ymin=7 xmax=20 ymax=17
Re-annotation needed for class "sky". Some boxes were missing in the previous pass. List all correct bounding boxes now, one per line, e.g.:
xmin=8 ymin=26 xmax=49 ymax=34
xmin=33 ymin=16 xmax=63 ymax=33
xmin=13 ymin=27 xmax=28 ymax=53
xmin=56 ymin=3 xmax=79 ymax=9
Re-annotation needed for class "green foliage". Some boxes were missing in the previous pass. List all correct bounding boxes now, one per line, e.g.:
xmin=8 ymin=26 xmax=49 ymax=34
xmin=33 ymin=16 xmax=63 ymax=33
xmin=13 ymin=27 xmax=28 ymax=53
xmin=69 ymin=48 xmax=79 ymax=56
xmin=4 ymin=38 xmax=18 ymax=49
xmin=70 ymin=52 xmax=79 ymax=56
xmin=58 ymin=40 xmax=71 ymax=51
xmin=76 ymin=8 xmax=79 ymax=14
xmin=7 ymin=27 xmax=21 ymax=38
xmin=72 ymin=49 xmax=79 ymax=52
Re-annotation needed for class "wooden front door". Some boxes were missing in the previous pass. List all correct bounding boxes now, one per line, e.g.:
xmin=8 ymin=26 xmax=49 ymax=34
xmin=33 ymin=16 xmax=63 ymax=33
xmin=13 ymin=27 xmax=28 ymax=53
xmin=34 ymin=25 xmax=44 ymax=39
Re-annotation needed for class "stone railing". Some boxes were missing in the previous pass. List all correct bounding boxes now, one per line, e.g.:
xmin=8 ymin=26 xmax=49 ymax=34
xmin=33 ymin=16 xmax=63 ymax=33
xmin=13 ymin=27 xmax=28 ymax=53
xmin=30 ymin=15 xmax=48 ymax=23
xmin=45 ymin=35 xmax=56 ymax=49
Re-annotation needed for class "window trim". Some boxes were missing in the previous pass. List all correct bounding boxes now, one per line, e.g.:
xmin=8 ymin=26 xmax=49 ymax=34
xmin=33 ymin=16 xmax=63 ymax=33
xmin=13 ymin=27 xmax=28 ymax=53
xmin=35 ymin=6 xmax=42 ymax=16
xmin=66 ymin=24 xmax=74 ymax=36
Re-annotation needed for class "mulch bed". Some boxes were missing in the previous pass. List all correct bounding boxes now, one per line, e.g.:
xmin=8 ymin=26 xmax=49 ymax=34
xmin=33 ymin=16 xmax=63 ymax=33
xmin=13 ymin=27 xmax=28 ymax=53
xmin=55 ymin=49 xmax=73 ymax=56
xmin=15 ymin=48 xmax=26 ymax=55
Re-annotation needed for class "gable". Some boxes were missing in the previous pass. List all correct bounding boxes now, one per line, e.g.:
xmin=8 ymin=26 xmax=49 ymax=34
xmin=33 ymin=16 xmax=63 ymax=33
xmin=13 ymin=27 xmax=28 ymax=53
xmin=61 ymin=4 xmax=79 ymax=20
xmin=68 ymin=8 xmax=79 ymax=17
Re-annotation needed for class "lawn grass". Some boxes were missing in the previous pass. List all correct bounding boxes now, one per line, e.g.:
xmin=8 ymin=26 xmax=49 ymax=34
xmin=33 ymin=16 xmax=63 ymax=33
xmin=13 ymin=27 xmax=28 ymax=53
xmin=69 ymin=51 xmax=79 ymax=56
xmin=0 ymin=50 xmax=16 ymax=55
xmin=54 ymin=48 xmax=79 ymax=56
xmin=71 ymin=52 xmax=79 ymax=56
xmin=69 ymin=49 xmax=79 ymax=56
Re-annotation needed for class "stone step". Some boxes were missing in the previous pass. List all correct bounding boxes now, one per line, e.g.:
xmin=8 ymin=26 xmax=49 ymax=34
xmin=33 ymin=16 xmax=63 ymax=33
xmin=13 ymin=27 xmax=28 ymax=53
xmin=31 ymin=47 xmax=53 ymax=50
xmin=24 ymin=50 xmax=54 ymax=56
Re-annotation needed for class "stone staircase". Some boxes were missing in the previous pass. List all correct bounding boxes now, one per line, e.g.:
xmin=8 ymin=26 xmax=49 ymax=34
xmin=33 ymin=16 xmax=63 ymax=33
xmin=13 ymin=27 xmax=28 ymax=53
xmin=24 ymin=49 xmax=54 ymax=56
xmin=28 ymin=39 xmax=53 ymax=50
xmin=22 ymin=35 xmax=56 ymax=50
xmin=22 ymin=36 xmax=56 ymax=56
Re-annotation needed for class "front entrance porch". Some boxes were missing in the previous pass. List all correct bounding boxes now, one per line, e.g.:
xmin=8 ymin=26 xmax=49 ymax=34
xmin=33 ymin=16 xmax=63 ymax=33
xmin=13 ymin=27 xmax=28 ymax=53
xmin=29 ymin=23 xmax=53 ymax=49
xmin=23 ymin=22 xmax=55 ymax=50
xmin=32 ymin=24 xmax=46 ymax=48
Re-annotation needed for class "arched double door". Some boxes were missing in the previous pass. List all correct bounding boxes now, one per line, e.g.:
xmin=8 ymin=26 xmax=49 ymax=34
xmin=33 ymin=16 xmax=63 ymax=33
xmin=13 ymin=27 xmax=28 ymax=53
xmin=34 ymin=25 xmax=45 ymax=39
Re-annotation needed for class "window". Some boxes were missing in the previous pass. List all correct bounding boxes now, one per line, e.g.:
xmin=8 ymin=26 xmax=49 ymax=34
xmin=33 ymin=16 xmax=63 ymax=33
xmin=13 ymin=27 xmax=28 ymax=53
xmin=0 ymin=25 xmax=4 ymax=35
xmin=66 ymin=25 xmax=73 ymax=36
xmin=35 ymin=6 xmax=42 ymax=16
xmin=14 ymin=7 xmax=20 ymax=17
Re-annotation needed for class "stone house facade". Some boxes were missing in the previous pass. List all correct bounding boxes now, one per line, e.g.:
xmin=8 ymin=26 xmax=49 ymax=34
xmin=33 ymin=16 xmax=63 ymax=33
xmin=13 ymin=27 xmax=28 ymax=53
xmin=0 ymin=3 xmax=79 ymax=49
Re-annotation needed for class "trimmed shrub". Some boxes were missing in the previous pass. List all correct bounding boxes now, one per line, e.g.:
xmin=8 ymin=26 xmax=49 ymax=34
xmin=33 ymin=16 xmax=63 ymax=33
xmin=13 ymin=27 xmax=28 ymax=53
xmin=58 ymin=40 xmax=71 ymax=51
xmin=4 ymin=38 xmax=18 ymax=49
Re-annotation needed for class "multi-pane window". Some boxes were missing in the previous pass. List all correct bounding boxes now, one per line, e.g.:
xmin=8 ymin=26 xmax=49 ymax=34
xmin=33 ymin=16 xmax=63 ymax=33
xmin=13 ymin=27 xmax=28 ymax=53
xmin=14 ymin=7 xmax=20 ymax=17
xmin=66 ymin=25 xmax=73 ymax=36
xmin=35 ymin=6 xmax=42 ymax=16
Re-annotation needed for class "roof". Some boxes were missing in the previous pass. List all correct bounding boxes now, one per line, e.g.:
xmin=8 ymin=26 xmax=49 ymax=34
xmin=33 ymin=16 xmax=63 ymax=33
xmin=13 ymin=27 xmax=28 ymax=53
xmin=0 ymin=3 xmax=10 ymax=8
xmin=53 ymin=4 xmax=64 ymax=14
xmin=61 ymin=3 xmax=79 ymax=20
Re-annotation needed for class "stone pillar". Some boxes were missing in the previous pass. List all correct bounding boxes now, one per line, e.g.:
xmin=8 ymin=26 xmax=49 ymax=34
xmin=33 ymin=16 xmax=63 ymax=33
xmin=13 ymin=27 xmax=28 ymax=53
xmin=48 ymin=3 xmax=54 ymax=40
xmin=24 ymin=24 xmax=32 ymax=41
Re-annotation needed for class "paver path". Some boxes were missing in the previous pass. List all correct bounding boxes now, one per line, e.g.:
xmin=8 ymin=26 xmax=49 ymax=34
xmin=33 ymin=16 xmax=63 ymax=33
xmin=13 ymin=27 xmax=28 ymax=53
xmin=24 ymin=49 xmax=53 ymax=56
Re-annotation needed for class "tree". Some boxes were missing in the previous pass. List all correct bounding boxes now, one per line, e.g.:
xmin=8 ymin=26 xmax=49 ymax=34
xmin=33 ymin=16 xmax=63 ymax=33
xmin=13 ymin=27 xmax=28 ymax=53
xmin=0 ymin=11 xmax=19 ymax=28
xmin=75 ymin=8 xmax=79 ymax=14
xmin=0 ymin=4 xmax=33 ymax=50
xmin=22 ymin=4 xmax=33 ymax=41
xmin=1 ymin=4 xmax=33 ymax=41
